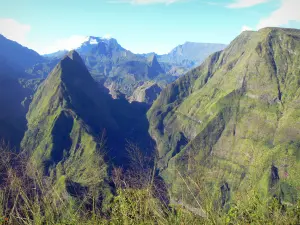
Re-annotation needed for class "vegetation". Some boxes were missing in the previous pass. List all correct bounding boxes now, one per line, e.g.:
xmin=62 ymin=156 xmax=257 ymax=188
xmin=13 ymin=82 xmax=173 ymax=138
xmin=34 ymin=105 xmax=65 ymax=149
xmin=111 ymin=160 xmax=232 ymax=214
xmin=148 ymin=27 xmax=300 ymax=212
xmin=1 ymin=141 xmax=300 ymax=224
xmin=1 ymin=28 xmax=300 ymax=224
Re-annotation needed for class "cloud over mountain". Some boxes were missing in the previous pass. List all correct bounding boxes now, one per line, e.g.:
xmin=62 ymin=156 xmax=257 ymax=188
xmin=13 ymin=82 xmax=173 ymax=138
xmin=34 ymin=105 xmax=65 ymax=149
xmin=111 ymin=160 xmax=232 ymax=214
xmin=257 ymin=0 xmax=300 ymax=29
xmin=0 ymin=18 xmax=31 ymax=46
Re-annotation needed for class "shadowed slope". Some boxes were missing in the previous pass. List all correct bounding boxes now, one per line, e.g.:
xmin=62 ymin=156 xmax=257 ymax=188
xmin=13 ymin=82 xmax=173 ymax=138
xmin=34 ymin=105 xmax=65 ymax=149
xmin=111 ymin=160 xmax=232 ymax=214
xmin=22 ymin=50 xmax=155 ymax=189
xmin=22 ymin=51 xmax=118 ymax=187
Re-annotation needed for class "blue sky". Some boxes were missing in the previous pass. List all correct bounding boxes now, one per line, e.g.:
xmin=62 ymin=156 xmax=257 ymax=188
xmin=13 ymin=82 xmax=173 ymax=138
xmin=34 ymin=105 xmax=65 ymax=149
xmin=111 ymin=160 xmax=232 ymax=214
xmin=0 ymin=0 xmax=299 ymax=54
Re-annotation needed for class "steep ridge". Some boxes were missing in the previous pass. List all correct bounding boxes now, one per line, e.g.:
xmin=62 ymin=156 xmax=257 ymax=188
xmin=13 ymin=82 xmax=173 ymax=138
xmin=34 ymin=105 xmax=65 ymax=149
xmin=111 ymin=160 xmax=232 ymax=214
xmin=21 ymin=51 xmax=119 ymax=187
xmin=148 ymin=28 xmax=300 ymax=207
xmin=21 ymin=50 xmax=155 ymax=194
xmin=0 ymin=34 xmax=43 ymax=71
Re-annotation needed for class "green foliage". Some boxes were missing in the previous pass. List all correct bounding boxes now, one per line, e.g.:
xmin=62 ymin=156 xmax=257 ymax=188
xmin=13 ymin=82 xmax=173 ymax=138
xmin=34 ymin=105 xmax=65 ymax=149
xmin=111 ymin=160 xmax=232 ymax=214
xmin=21 ymin=51 xmax=116 ymax=198
xmin=2 ymin=139 xmax=300 ymax=224
xmin=110 ymin=189 xmax=165 ymax=224
xmin=148 ymin=27 xmax=300 ymax=210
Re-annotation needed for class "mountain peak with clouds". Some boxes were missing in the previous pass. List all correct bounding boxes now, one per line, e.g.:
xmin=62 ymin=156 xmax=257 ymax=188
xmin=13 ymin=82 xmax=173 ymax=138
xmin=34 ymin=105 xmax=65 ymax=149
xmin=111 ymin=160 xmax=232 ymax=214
xmin=81 ymin=36 xmax=115 ymax=46
xmin=1 ymin=0 xmax=299 ymax=56
xmin=42 ymin=36 xmax=122 ymax=58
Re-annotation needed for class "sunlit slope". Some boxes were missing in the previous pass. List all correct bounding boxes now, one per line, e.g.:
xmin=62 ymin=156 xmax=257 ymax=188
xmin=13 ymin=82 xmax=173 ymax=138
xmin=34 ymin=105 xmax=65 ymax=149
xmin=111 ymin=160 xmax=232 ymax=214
xmin=148 ymin=28 xmax=300 ymax=205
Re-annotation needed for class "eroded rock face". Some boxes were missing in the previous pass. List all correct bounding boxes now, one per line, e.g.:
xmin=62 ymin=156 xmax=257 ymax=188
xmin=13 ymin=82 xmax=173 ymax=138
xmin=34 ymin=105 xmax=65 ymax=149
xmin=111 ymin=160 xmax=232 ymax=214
xmin=130 ymin=82 xmax=162 ymax=105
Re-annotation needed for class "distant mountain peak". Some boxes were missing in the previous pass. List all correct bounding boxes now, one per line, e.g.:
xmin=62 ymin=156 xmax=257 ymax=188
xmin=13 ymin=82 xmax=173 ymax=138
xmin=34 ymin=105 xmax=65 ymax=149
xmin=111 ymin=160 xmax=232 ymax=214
xmin=158 ymin=41 xmax=227 ymax=67
xmin=83 ymin=36 xmax=100 ymax=45
xmin=75 ymin=36 xmax=122 ymax=55
xmin=81 ymin=36 xmax=116 ymax=46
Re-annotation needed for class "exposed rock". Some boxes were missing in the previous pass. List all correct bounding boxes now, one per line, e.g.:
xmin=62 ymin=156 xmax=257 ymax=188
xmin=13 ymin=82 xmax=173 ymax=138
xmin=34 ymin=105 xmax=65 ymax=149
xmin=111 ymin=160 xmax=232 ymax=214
xmin=130 ymin=82 xmax=162 ymax=104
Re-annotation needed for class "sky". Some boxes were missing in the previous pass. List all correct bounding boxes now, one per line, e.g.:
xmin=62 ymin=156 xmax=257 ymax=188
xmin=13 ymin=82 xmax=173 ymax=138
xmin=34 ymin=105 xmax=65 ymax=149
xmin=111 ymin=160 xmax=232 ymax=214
xmin=0 ymin=0 xmax=299 ymax=55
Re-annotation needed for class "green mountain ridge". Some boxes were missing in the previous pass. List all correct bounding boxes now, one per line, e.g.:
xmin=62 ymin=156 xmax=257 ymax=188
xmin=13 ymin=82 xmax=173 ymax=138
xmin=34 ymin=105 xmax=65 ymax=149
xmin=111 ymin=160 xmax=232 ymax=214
xmin=148 ymin=27 xmax=300 ymax=207
xmin=21 ymin=50 xmax=155 ymax=197
xmin=21 ymin=50 xmax=117 ymax=187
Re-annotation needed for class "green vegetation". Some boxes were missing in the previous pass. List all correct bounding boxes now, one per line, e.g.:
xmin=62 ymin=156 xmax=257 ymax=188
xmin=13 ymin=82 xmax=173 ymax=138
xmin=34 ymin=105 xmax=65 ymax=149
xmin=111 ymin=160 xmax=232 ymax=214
xmin=1 ymin=141 xmax=300 ymax=224
xmin=19 ymin=50 xmax=155 ymax=207
xmin=148 ymin=27 xmax=300 ymax=213
xmin=1 ymin=28 xmax=300 ymax=224
xmin=21 ymin=51 xmax=117 ymax=186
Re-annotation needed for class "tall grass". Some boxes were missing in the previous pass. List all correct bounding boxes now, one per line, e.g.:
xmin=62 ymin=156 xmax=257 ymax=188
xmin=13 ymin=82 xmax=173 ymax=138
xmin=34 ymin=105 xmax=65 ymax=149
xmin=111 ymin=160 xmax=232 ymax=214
xmin=0 ymin=140 xmax=299 ymax=224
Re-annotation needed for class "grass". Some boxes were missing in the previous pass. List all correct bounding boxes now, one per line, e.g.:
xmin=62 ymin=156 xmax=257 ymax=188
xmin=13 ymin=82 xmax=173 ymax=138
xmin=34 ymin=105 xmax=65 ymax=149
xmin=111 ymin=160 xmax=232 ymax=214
xmin=0 ymin=141 xmax=300 ymax=224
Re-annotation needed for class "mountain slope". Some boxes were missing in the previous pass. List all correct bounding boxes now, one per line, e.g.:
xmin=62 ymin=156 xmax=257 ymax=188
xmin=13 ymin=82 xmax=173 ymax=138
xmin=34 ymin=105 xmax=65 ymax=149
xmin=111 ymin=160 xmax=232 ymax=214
xmin=130 ymin=81 xmax=162 ymax=105
xmin=0 ymin=34 xmax=43 ymax=70
xmin=22 ymin=50 xmax=154 ymax=193
xmin=0 ymin=64 xmax=30 ymax=148
xmin=21 ymin=50 xmax=118 ymax=187
xmin=148 ymin=28 xmax=300 ymax=207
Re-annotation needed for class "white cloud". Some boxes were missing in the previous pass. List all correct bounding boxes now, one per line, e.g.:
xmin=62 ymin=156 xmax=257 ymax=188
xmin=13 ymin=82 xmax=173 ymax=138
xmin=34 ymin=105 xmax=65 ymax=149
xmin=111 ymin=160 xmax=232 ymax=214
xmin=103 ymin=34 xmax=112 ymax=39
xmin=109 ymin=0 xmax=182 ymax=4
xmin=227 ymin=0 xmax=269 ymax=8
xmin=39 ymin=34 xmax=114 ymax=54
xmin=257 ymin=0 xmax=300 ymax=29
xmin=40 ymin=35 xmax=87 ymax=54
xmin=0 ymin=18 xmax=31 ymax=46
xmin=241 ymin=25 xmax=253 ymax=32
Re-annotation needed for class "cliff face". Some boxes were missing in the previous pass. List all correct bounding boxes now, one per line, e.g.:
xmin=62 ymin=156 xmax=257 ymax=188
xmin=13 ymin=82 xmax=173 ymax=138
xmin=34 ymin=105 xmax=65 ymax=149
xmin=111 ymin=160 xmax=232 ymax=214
xmin=148 ymin=28 xmax=300 ymax=207
xmin=130 ymin=82 xmax=162 ymax=105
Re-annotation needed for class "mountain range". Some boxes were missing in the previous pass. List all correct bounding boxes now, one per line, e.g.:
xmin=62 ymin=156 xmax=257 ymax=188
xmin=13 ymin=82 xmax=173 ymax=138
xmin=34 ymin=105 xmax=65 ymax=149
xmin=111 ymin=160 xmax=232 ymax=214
xmin=145 ymin=42 xmax=226 ymax=76
xmin=1 ymin=27 xmax=300 ymax=223
xmin=42 ymin=37 xmax=226 ymax=100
